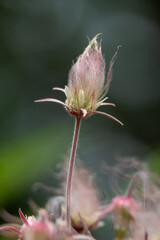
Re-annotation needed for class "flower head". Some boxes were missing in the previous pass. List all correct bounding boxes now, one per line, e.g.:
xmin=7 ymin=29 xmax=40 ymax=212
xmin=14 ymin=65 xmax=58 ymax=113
xmin=0 ymin=209 xmax=56 ymax=240
xmin=111 ymin=196 xmax=140 ymax=239
xmin=35 ymin=34 xmax=123 ymax=125
xmin=0 ymin=208 xmax=96 ymax=240
xmin=65 ymin=34 xmax=106 ymax=117
xmin=21 ymin=209 xmax=56 ymax=240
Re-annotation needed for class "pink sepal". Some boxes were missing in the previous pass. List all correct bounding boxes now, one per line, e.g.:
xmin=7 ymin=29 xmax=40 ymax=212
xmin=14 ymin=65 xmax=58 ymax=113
xmin=34 ymin=98 xmax=66 ymax=106
xmin=100 ymin=102 xmax=115 ymax=107
xmin=0 ymin=226 xmax=20 ymax=235
xmin=93 ymin=111 xmax=123 ymax=125
xmin=52 ymin=87 xmax=65 ymax=93
xmin=19 ymin=209 xmax=29 ymax=226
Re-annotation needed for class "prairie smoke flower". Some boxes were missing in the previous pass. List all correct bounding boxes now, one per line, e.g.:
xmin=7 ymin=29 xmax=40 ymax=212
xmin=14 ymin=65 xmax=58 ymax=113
xmin=22 ymin=209 xmax=56 ymax=240
xmin=100 ymin=195 xmax=139 ymax=240
xmin=35 ymin=34 xmax=123 ymax=231
xmin=112 ymin=195 xmax=139 ymax=215
xmin=0 ymin=209 xmax=56 ymax=240
xmin=0 ymin=208 xmax=96 ymax=240
xmin=35 ymin=34 xmax=123 ymax=125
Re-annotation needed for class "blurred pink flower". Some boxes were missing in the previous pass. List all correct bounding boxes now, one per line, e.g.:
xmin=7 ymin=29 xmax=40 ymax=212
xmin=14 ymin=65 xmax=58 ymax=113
xmin=0 ymin=208 xmax=96 ymax=240
xmin=111 ymin=195 xmax=140 ymax=239
xmin=112 ymin=196 xmax=138 ymax=213
xmin=0 ymin=209 xmax=55 ymax=240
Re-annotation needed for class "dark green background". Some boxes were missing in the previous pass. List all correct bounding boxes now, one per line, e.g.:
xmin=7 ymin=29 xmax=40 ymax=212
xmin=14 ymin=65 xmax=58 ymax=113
xmin=0 ymin=0 xmax=160 ymax=239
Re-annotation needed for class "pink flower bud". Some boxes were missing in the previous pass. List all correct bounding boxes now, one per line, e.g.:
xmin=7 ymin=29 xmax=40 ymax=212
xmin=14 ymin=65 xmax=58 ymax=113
xmin=65 ymin=34 xmax=105 ymax=117
xmin=112 ymin=196 xmax=138 ymax=211
xmin=22 ymin=221 xmax=56 ymax=240
xmin=20 ymin=209 xmax=56 ymax=240
xmin=35 ymin=34 xmax=123 ymax=125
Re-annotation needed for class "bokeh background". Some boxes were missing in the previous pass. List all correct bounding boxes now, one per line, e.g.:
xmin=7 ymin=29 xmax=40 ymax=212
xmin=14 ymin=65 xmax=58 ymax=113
xmin=0 ymin=0 xmax=160 ymax=239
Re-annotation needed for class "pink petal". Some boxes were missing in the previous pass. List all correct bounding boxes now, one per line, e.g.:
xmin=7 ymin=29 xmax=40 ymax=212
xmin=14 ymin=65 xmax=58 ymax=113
xmin=0 ymin=226 xmax=20 ymax=235
xmin=100 ymin=103 xmax=115 ymax=107
xmin=19 ymin=209 xmax=29 ymax=226
xmin=52 ymin=87 xmax=65 ymax=93
xmin=93 ymin=111 xmax=123 ymax=125
xmin=34 ymin=98 xmax=66 ymax=106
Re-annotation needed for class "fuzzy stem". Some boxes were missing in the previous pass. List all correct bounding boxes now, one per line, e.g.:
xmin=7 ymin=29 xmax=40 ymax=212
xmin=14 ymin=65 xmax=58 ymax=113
xmin=96 ymin=204 xmax=114 ymax=221
xmin=125 ymin=171 xmax=150 ymax=239
xmin=125 ymin=171 xmax=149 ymax=210
xmin=66 ymin=116 xmax=81 ymax=230
xmin=125 ymin=172 xmax=139 ymax=198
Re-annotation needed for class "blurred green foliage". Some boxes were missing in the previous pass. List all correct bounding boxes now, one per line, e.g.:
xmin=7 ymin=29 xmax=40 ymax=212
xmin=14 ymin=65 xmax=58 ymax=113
xmin=0 ymin=121 xmax=72 ymax=207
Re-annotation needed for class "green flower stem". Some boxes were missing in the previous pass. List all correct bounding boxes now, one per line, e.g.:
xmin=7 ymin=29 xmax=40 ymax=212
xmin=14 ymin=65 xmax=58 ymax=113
xmin=66 ymin=116 xmax=81 ymax=231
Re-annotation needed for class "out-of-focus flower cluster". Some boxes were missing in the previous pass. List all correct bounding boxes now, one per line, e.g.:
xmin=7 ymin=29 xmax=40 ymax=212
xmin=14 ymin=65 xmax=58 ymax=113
xmin=1 ymin=161 xmax=160 ymax=240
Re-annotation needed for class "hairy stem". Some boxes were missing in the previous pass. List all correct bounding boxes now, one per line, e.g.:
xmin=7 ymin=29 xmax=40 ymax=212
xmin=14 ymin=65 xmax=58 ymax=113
xmin=126 ymin=171 xmax=149 ymax=211
xmin=66 ymin=116 xmax=81 ymax=230
xmin=125 ymin=172 xmax=139 ymax=198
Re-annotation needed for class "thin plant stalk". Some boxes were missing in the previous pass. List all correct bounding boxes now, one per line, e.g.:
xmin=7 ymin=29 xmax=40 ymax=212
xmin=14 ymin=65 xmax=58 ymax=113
xmin=125 ymin=171 xmax=149 ymax=211
xmin=66 ymin=116 xmax=81 ymax=230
